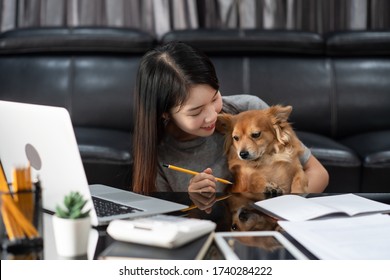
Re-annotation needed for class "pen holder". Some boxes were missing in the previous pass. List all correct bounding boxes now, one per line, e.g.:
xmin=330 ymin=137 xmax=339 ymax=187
xmin=0 ymin=182 xmax=43 ymax=257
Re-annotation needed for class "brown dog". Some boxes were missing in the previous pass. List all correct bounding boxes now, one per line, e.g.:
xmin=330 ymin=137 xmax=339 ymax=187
xmin=217 ymin=105 xmax=308 ymax=194
xmin=225 ymin=193 xmax=280 ymax=232
xmin=224 ymin=194 xmax=284 ymax=252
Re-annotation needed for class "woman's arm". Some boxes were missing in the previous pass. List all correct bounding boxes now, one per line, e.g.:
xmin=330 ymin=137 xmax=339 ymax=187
xmin=303 ymin=155 xmax=329 ymax=193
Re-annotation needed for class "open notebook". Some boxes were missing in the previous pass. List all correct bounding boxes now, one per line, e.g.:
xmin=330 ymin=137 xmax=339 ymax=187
xmin=254 ymin=193 xmax=390 ymax=221
xmin=0 ymin=100 xmax=187 ymax=226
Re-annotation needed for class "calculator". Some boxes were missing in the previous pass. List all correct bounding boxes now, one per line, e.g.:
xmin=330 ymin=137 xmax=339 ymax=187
xmin=107 ymin=214 xmax=216 ymax=248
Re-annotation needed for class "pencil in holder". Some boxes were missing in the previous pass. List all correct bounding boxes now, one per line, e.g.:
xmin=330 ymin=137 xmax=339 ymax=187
xmin=1 ymin=181 xmax=43 ymax=255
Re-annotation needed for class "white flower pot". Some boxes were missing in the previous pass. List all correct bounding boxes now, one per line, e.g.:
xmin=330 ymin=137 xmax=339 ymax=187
xmin=52 ymin=215 xmax=91 ymax=257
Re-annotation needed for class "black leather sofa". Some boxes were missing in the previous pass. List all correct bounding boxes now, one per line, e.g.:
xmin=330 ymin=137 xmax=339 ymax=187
xmin=0 ymin=27 xmax=156 ymax=189
xmin=1 ymin=27 xmax=389 ymax=193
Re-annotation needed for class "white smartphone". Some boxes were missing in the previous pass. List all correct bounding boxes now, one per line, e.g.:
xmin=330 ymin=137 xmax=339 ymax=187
xmin=214 ymin=231 xmax=308 ymax=260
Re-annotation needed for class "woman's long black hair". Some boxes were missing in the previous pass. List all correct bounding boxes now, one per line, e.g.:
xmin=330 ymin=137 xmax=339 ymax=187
xmin=132 ymin=41 xmax=220 ymax=193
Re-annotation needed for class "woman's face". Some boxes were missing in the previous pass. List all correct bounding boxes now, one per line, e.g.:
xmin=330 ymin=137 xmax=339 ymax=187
xmin=168 ymin=84 xmax=223 ymax=141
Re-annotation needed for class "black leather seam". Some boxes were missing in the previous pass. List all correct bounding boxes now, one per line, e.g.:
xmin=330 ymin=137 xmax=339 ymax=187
xmin=68 ymin=55 xmax=74 ymax=116
xmin=243 ymin=56 xmax=250 ymax=94
xmin=328 ymin=57 xmax=337 ymax=138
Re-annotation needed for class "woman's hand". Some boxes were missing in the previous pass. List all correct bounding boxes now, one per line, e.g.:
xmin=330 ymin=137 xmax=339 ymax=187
xmin=188 ymin=168 xmax=217 ymax=214
xmin=188 ymin=192 xmax=217 ymax=214
xmin=188 ymin=168 xmax=217 ymax=193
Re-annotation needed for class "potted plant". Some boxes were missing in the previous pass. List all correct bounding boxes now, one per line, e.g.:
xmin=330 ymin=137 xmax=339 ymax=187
xmin=52 ymin=191 xmax=91 ymax=257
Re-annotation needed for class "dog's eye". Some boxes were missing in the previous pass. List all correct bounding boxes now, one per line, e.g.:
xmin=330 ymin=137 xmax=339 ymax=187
xmin=251 ymin=132 xmax=261 ymax=139
xmin=233 ymin=135 xmax=239 ymax=141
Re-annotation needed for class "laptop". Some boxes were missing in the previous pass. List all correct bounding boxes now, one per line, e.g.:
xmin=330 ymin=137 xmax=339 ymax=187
xmin=0 ymin=100 xmax=187 ymax=226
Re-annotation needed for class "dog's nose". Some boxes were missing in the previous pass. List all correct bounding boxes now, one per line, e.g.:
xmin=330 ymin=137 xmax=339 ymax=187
xmin=239 ymin=151 xmax=250 ymax=159
xmin=231 ymin=224 xmax=238 ymax=231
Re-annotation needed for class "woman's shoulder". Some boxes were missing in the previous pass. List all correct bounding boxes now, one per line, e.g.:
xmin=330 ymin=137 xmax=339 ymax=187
xmin=222 ymin=94 xmax=269 ymax=111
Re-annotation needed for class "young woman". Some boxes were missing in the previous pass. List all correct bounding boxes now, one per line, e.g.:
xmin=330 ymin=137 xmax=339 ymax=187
xmin=132 ymin=41 xmax=329 ymax=194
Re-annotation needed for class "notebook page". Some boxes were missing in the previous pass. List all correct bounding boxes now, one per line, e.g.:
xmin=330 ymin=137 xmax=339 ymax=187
xmin=309 ymin=193 xmax=390 ymax=216
xmin=254 ymin=195 xmax=342 ymax=221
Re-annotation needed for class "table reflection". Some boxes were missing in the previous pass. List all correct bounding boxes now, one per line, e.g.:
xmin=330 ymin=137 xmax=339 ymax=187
xmin=159 ymin=192 xmax=281 ymax=233
xmin=224 ymin=193 xmax=279 ymax=232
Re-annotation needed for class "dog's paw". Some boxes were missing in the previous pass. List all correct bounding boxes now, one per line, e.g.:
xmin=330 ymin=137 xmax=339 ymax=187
xmin=264 ymin=183 xmax=284 ymax=196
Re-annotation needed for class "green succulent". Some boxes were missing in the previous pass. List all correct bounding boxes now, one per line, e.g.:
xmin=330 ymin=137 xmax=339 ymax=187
xmin=55 ymin=191 xmax=90 ymax=219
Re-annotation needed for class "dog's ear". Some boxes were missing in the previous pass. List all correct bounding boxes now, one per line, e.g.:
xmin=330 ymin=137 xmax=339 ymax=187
xmin=217 ymin=114 xmax=236 ymax=155
xmin=270 ymin=105 xmax=292 ymax=124
xmin=269 ymin=105 xmax=293 ymax=145
xmin=216 ymin=113 xmax=234 ymax=134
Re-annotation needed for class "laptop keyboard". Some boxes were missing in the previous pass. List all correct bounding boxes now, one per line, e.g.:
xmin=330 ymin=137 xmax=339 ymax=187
xmin=92 ymin=197 xmax=141 ymax=217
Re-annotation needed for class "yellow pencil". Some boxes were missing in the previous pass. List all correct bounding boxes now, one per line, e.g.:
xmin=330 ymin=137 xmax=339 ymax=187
xmin=1 ymin=203 xmax=21 ymax=240
xmin=0 ymin=164 xmax=10 ymax=192
xmin=181 ymin=194 xmax=232 ymax=212
xmin=163 ymin=164 xmax=233 ymax=185
xmin=2 ymin=195 xmax=39 ymax=238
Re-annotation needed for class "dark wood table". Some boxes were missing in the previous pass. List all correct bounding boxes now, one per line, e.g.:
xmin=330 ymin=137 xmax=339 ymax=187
xmin=2 ymin=192 xmax=390 ymax=260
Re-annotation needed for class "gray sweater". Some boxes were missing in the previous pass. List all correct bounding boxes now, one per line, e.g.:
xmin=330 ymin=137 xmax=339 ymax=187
xmin=156 ymin=95 xmax=311 ymax=192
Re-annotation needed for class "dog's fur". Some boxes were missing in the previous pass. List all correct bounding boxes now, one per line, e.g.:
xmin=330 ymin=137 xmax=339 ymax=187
xmin=225 ymin=193 xmax=283 ymax=251
xmin=225 ymin=193 xmax=280 ymax=232
xmin=217 ymin=105 xmax=308 ymax=194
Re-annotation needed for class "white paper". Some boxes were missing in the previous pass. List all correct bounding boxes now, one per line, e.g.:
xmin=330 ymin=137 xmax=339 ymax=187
xmin=254 ymin=194 xmax=390 ymax=221
xmin=278 ymin=214 xmax=390 ymax=260
xmin=309 ymin=193 xmax=390 ymax=216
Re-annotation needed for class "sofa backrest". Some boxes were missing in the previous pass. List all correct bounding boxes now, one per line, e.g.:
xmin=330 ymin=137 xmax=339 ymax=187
xmin=162 ymin=29 xmax=390 ymax=140
xmin=1 ymin=27 xmax=390 ymax=140
xmin=0 ymin=27 xmax=156 ymax=132
xmin=326 ymin=31 xmax=390 ymax=138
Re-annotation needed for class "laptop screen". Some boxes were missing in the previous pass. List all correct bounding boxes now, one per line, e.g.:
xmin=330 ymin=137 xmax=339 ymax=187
xmin=0 ymin=100 xmax=93 ymax=214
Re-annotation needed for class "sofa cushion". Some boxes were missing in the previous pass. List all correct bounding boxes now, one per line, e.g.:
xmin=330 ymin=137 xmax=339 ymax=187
xmin=341 ymin=131 xmax=390 ymax=192
xmin=74 ymin=127 xmax=133 ymax=189
xmin=341 ymin=131 xmax=390 ymax=168
xmin=74 ymin=127 xmax=132 ymax=164
xmin=245 ymin=57 xmax=332 ymax=136
xmin=71 ymin=56 xmax=138 ymax=131
xmin=333 ymin=57 xmax=390 ymax=138
xmin=297 ymin=131 xmax=360 ymax=167
xmin=162 ymin=29 xmax=324 ymax=55
xmin=326 ymin=31 xmax=390 ymax=56
xmin=0 ymin=27 xmax=156 ymax=54
xmin=297 ymin=131 xmax=361 ymax=193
